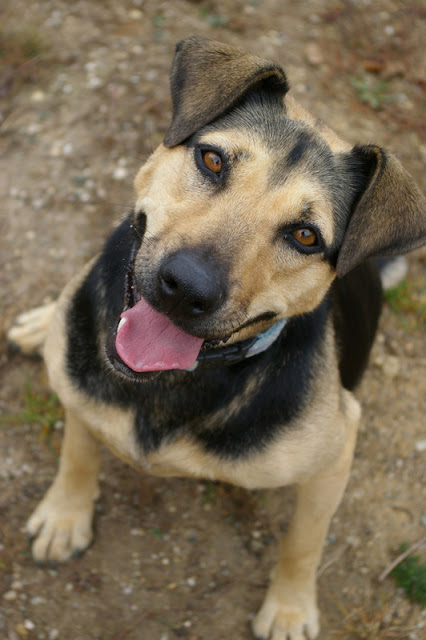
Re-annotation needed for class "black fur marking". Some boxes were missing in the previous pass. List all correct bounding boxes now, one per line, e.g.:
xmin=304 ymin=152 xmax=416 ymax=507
xmin=196 ymin=303 xmax=330 ymax=457
xmin=285 ymin=131 xmax=312 ymax=168
xmin=66 ymin=215 xmax=143 ymax=404
xmin=333 ymin=260 xmax=382 ymax=390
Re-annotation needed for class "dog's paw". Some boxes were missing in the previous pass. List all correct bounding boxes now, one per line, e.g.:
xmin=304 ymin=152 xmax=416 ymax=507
xmin=26 ymin=485 xmax=95 ymax=563
xmin=8 ymin=302 xmax=56 ymax=355
xmin=252 ymin=591 xmax=319 ymax=640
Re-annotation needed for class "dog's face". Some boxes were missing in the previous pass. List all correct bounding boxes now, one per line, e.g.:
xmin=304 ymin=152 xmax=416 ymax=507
xmin=112 ymin=37 xmax=425 ymax=377
xmin=133 ymin=99 xmax=348 ymax=343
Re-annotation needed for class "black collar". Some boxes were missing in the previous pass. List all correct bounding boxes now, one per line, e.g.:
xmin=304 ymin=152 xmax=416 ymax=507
xmin=187 ymin=318 xmax=287 ymax=370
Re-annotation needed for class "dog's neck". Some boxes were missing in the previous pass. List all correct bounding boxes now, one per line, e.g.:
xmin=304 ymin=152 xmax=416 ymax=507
xmin=187 ymin=318 xmax=287 ymax=370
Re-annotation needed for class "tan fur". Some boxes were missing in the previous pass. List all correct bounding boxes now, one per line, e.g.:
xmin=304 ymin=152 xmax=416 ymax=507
xmin=7 ymin=301 xmax=57 ymax=355
xmin=252 ymin=389 xmax=359 ymax=639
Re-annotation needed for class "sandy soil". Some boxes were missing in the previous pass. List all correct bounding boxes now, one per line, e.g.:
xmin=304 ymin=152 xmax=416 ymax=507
xmin=1 ymin=1 xmax=425 ymax=639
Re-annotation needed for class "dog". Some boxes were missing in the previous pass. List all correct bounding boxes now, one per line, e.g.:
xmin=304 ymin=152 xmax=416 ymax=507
xmin=8 ymin=36 xmax=426 ymax=639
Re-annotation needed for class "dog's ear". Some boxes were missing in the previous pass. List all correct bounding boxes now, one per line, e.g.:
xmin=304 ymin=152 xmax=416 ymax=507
xmin=164 ymin=36 xmax=288 ymax=147
xmin=336 ymin=145 xmax=426 ymax=277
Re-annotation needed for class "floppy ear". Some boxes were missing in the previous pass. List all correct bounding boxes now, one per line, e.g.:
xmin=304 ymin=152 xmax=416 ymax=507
xmin=336 ymin=145 xmax=426 ymax=277
xmin=164 ymin=36 xmax=289 ymax=147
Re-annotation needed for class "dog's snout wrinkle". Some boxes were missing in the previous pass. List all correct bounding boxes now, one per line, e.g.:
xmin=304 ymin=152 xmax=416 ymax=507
xmin=157 ymin=250 xmax=226 ymax=319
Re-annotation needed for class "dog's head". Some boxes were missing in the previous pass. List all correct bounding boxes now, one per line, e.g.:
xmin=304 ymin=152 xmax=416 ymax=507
xmin=114 ymin=36 xmax=425 ymax=377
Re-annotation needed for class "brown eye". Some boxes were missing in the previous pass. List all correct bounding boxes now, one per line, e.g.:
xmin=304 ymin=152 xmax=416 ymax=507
xmin=293 ymin=228 xmax=317 ymax=246
xmin=203 ymin=150 xmax=222 ymax=173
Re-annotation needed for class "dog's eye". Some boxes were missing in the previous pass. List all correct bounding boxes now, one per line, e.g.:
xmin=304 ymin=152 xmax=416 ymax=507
xmin=293 ymin=228 xmax=318 ymax=247
xmin=202 ymin=151 xmax=222 ymax=174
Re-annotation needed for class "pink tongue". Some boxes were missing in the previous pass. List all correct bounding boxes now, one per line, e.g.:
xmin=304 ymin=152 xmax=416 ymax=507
xmin=115 ymin=298 xmax=204 ymax=372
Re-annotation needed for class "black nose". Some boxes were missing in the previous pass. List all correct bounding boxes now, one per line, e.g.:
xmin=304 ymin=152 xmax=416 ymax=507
xmin=157 ymin=250 xmax=226 ymax=319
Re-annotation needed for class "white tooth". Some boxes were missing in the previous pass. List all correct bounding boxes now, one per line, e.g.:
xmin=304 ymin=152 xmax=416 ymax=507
xmin=117 ymin=317 xmax=127 ymax=332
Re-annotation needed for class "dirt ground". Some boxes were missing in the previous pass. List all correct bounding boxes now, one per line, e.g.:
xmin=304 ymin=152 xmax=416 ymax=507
xmin=1 ymin=1 xmax=425 ymax=639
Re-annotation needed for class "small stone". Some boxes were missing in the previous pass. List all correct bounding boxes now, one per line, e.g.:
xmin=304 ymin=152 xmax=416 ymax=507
xmin=15 ymin=625 xmax=28 ymax=638
xmin=27 ymin=123 xmax=41 ymax=135
xmin=11 ymin=580 xmax=23 ymax=590
xmin=113 ymin=167 xmax=128 ymax=180
xmin=32 ymin=198 xmax=46 ymax=210
xmin=31 ymin=90 xmax=46 ymax=102
xmin=50 ymin=141 xmax=62 ymax=157
xmin=48 ymin=631 xmax=59 ymax=640
xmin=78 ymin=190 xmax=90 ymax=202
xmin=346 ymin=535 xmax=361 ymax=548
xmin=187 ymin=577 xmax=196 ymax=587
xmin=24 ymin=621 xmax=35 ymax=631
xmin=88 ymin=76 xmax=103 ymax=89
xmin=3 ymin=590 xmax=17 ymax=601
xmin=306 ymin=42 xmax=323 ymax=66
xmin=129 ymin=9 xmax=142 ymax=20
xmin=415 ymin=440 xmax=426 ymax=453
xmin=381 ymin=355 xmax=400 ymax=379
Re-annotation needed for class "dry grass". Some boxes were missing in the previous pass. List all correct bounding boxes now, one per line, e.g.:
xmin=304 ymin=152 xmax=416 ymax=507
xmin=331 ymin=595 xmax=419 ymax=639
xmin=0 ymin=22 xmax=47 ymax=100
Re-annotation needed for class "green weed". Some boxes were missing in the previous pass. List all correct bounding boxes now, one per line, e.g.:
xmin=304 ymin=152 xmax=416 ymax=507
xmin=0 ymin=382 xmax=63 ymax=450
xmin=391 ymin=543 xmax=426 ymax=606
xmin=384 ymin=278 xmax=426 ymax=328
xmin=199 ymin=5 xmax=228 ymax=27
xmin=350 ymin=75 xmax=394 ymax=110
xmin=0 ymin=24 xmax=48 ymax=100
xmin=0 ymin=25 xmax=45 ymax=62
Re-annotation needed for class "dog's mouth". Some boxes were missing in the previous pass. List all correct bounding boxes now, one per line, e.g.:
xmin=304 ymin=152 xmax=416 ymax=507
xmin=113 ymin=252 xmax=233 ymax=376
xmin=115 ymin=297 xmax=207 ymax=373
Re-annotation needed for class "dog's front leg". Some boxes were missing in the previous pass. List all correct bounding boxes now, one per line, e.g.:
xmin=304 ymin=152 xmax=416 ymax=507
xmin=252 ymin=392 xmax=360 ymax=640
xmin=26 ymin=410 xmax=101 ymax=563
